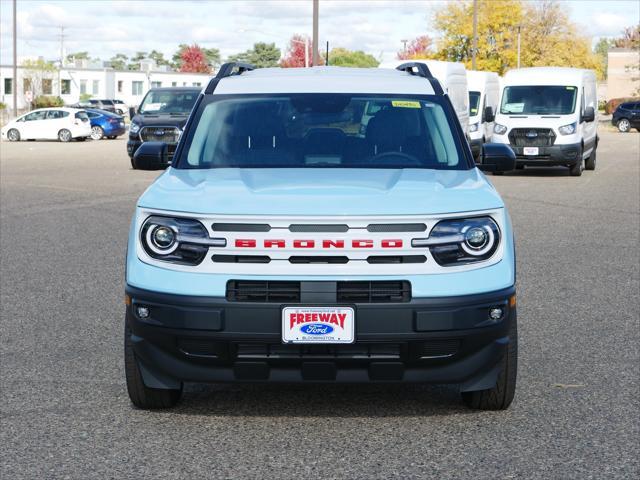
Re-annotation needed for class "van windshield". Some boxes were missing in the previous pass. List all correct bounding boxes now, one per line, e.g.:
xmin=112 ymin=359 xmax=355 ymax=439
xmin=179 ymin=94 xmax=468 ymax=170
xmin=469 ymin=91 xmax=481 ymax=116
xmin=500 ymin=85 xmax=577 ymax=115
xmin=139 ymin=90 xmax=200 ymax=114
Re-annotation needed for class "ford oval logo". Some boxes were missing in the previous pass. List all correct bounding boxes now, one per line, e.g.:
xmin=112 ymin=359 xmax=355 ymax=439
xmin=301 ymin=324 xmax=334 ymax=335
xmin=154 ymin=129 xmax=165 ymax=136
xmin=526 ymin=131 xmax=538 ymax=138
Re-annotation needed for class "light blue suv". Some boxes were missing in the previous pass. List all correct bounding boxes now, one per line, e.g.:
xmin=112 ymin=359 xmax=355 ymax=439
xmin=125 ymin=62 xmax=517 ymax=410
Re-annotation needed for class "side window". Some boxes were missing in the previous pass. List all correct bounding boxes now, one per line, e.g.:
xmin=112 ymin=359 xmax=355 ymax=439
xmin=24 ymin=111 xmax=46 ymax=121
xmin=87 ymin=112 xmax=99 ymax=119
xmin=46 ymin=110 xmax=68 ymax=119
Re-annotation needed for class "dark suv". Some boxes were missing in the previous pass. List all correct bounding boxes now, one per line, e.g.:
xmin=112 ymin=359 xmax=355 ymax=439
xmin=127 ymin=87 xmax=201 ymax=169
xmin=612 ymin=101 xmax=640 ymax=132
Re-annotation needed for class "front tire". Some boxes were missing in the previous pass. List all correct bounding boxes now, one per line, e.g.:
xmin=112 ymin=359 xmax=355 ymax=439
xmin=124 ymin=326 xmax=182 ymax=409
xmin=91 ymin=126 xmax=104 ymax=140
xmin=585 ymin=149 xmax=596 ymax=171
xmin=7 ymin=128 xmax=20 ymax=141
xmin=617 ymin=118 xmax=631 ymax=133
xmin=58 ymin=129 xmax=72 ymax=142
xmin=461 ymin=312 xmax=517 ymax=410
xmin=569 ymin=150 xmax=584 ymax=177
xmin=130 ymin=156 xmax=137 ymax=169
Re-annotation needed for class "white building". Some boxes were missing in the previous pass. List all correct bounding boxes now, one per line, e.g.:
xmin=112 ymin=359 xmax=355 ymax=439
xmin=0 ymin=61 xmax=211 ymax=111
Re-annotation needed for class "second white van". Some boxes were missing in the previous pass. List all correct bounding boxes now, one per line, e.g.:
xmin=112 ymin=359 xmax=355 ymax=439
xmin=467 ymin=70 xmax=500 ymax=160
xmin=491 ymin=67 xmax=598 ymax=176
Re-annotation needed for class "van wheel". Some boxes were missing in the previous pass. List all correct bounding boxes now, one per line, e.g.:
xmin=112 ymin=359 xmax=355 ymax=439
xmin=585 ymin=150 xmax=596 ymax=171
xmin=124 ymin=325 xmax=182 ymax=409
xmin=569 ymin=151 xmax=584 ymax=176
xmin=461 ymin=311 xmax=517 ymax=410
xmin=7 ymin=128 xmax=21 ymax=141
xmin=130 ymin=157 xmax=137 ymax=169
xmin=58 ymin=129 xmax=72 ymax=142
xmin=617 ymin=118 xmax=631 ymax=132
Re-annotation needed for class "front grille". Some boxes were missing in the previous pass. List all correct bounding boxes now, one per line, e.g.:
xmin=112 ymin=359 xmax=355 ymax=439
xmin=337 ymin=281 xmax=411 ymax=303
xmin=236 ymin=343 xmax=401 ymax=360
xmin=508 ymin=128 xmax=556 ymax=147
xmin=289 ymin=256 xmax=349 ymax=264
xmin=226 ymin=280 xmax=301 ymax=302
xmin=417 ymin=339 xmax=460 ymax=358
xmin=139 ymin=126 xmax=181 ymax=144
xmin=226 ymin=280 xmax=412 ymax=303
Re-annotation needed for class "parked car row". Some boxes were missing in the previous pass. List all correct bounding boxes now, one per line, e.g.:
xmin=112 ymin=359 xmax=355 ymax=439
xmin=1 ymin=107 xmax=126 ymax=142
xmin=70 ymin=99 xmax=128 ymax=115
xmin=612 ymin=101 xmax=640 ymax=132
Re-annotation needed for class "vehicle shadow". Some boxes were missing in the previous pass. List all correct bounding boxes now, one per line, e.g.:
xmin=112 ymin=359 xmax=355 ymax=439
xmin=166 ymin=383 xmax=474 ymax=418
xmin=502 ymin=166 xmax=574 ymax=177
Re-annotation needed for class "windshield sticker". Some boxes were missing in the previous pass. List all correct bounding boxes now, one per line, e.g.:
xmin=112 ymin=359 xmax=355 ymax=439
xmin=470 ymin=107 xmax=478 ymax=114
xmin=503 ymin=102 xmax=524 ymax=113
xmin=566 ymin=86 xmax=576 ymax=90
xmin=392 ymin=100 xmax=421 ymax=109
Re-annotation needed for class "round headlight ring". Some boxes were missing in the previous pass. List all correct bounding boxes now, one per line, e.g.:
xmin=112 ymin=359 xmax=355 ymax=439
xmin=460 ymin=224 xmax=495 ymax=256
xmin=145 ymin=224 xmax=179 ymax=255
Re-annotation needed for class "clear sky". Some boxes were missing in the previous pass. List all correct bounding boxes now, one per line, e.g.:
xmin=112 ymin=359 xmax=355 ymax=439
xmin=0 ymin=0 xmax=638 ymax=65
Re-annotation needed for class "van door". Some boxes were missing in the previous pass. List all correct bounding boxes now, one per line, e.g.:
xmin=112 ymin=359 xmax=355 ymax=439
xmin=581 ymin=81 xmax=597 ymax=156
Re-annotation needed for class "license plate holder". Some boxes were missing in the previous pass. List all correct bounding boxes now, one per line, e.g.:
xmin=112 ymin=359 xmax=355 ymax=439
xmin=282 ymin=306 xmax=355 ymax=344
xmin=523 ymin=146 xmax=539 ymax=156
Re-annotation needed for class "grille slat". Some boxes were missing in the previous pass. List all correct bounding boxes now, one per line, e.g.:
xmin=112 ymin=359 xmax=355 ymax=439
xmin=337 ymin=281 xmax=411 ymax=303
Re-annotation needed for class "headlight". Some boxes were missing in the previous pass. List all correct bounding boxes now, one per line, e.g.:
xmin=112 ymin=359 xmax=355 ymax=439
xmin=469 ymin=122 xmax=479 ymax=133
xmin=413 ymin=217 xmax=500 ymax=266
xmin=558 ymin=122 xmax=576 ymax=135
xmin=493 ymin=123 xmax=507 ymax=135
xmin=140 ymin=216 xmax=216 ymax=265
xmin=129 ymin=122 xmax=141 ymax=135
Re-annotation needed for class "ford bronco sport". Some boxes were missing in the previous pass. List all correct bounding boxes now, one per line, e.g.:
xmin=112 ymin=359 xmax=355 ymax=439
xmin=125 ymin=62 xmax=517 ymax=410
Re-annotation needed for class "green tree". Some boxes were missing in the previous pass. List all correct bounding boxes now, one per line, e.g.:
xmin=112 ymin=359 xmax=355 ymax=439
xmin=149 ymin=49 xmax=170 ymax=67
xmin=432 ymin=0 xmax=602 ymax=76
xmin=65 ymin=51 xmax=91 ymax=64
xmin=202 ymin=47 xmax=222 ymax=68
xmin=128 ymin=51 xmax=147 ymax=71
xmin=326 ymin=48 xmax=379 ymax=67
xmin=109 ymin=53 xmax=128 ymax=70
xmin=593 ymin=38 xmax=613 ymax=79
xmin=228 ymin=42 xmax=281 ymax=68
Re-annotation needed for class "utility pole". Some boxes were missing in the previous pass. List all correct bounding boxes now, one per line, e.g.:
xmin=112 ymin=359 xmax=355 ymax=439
xmin=304 ymin=37 xmax=309 ymax=68
xmin=58 ymin=25 xmax=66 ymax=96
xmin=326 ymin=41 xmax=329 ymax=66
xmin=517 ymin=25 xmax=521 ymax=68
xmin=401 ymin=39 xmax=408 ymax=56
xmin=472 ymin=0 xmax=478 ymax=70
xmin=12 ymin=0 xmax=17 ymax=117
xmin=312 ymin=0 xmax=319 ymax=66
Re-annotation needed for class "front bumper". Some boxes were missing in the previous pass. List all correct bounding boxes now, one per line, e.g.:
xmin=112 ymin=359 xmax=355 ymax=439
xmin=510 ymin=142 xmax=582 ymax=166
xmin=127 ymin=137 xmax=176 ymax=163
xmin=125 ymin=284 xmax=516 ymax=389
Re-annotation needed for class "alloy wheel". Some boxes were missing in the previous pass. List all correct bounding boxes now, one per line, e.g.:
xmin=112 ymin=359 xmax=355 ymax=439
xmin=91 ymin=126 xmax=104 ymax=140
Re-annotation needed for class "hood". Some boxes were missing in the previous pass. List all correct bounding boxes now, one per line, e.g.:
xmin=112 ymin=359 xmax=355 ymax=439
xmin=132 ymin=114 xmax=189 ymax=129
xmin=138 ymin=168 xmax=503 ymax=216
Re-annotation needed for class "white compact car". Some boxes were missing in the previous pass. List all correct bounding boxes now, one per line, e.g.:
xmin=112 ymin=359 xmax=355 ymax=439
xmin=1 ymin=107 xmax=92 ymax=142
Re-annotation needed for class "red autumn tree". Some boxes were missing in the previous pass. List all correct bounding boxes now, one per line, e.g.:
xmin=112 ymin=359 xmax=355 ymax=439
xmin=179 ymin=44 xmax=210 ymax=73
xmin=280 ymin=34 xmax=325 ymax=68
xmin=397 ymin=35 xmax=434 ymax=60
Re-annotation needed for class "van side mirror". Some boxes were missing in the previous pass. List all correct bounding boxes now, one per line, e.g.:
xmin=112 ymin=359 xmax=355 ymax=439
xmin=483 ymin=106 xmax=495 ymax=123
xmin=477 ymin=143 xmax=516 ymax=173
xmin=133 ymin=142 xmax=169 ymax=170
xmin=581 ymin=106 xmax=595 ymax=123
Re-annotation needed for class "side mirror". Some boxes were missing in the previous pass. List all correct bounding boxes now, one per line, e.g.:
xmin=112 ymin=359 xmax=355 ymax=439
xmin=581 ymin=106 xmax=595 ymax=123
xmin=477 ymin=143 xmax=516 ymax=173
xmin=133 ymin=142 xmax=169 ymax=170
xmin=483 ymin=106 xmax=495 ymax=123
xmin=129 ymin=106 xmax=137 ymax=119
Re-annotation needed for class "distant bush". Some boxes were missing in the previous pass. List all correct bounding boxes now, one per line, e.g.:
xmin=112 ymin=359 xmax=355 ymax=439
xmin=0 ymin=102 xmax=6 ymax=110
xmin=33 ymin=96 xmax=64 ymax=108
xmin=605 ymin=97 xmax=640 ymax=114
xmin=79 ymin=93 xmax=92 ymax=102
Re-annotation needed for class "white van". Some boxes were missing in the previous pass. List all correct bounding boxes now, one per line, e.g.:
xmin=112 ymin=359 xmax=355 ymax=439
xmin=380 ymin=60 xmax=469 ymax=134
xmin=491 ymin=67 xmax=598 ymax=176
xmin=467 ymin=70 xmax=500 ymax=160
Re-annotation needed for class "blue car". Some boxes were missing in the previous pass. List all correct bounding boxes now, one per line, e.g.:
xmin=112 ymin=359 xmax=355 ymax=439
xmin=125 ymin=63 xmax=518 ymax=410
xmin=85 ymin=109 xmax=126 ymax=140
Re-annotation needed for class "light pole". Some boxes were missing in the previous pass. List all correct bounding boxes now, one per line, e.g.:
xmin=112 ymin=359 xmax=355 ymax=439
xmin=472 ymin=0 xmax=478 ymax=69
xmin=12 ymin=0 xmax=17 ymax=117
xmin=312 ymin=0 xmax=319 ymax=66
xmin=516 ymin=25 xmax=521 ymax=68
xmin=401 ymin=39 xmax=408 ymax=56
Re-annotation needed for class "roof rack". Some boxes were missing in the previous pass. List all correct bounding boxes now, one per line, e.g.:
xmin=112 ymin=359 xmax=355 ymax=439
xmin=205 ymin=62 xmax=256 ymax=94
xmin=395 ymin=62 xmax=444 ymax=96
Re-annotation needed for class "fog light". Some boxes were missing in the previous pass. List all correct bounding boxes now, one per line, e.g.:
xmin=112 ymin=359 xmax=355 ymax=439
xmin=489 ymin=307 xmax=503 ymax=320
xmin=137 ymin=306 xmax=150 ymax=319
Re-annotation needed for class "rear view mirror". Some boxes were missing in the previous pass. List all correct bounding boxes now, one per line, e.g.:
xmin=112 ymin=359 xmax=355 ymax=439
xmin=478 ymin=143 xmax=516 ymax=173
xmin=582 ymin=106 xmax=595 ymax=123
xmin=483 ymin=106 xmax=495 ymax=123
xmin=133 ymin=142 xmax=169 ymax=170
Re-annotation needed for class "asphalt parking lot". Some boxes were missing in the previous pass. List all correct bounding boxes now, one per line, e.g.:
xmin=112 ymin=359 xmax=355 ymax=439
xmin=1 ymin=130 xmax=638 ymax=479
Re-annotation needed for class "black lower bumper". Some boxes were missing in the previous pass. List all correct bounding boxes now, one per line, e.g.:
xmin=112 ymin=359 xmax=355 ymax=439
xmin=125 ymin=285 xmax=516 ymax=390
xmin=511 ymin=142 xmax=581 ymax=166
xmin=127 ymin=138 xmax=175 ymax=163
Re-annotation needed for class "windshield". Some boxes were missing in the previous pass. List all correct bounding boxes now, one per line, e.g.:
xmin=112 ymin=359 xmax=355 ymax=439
xmin=179 ymin=94 xmax=467 ymax=170
xmin=469 ymin=91 xmax=481 ymax=116
xmin=500 ymin=85 xmax=577 ymax=115
xmin=139 ymin=90 xmax=199 ymax=114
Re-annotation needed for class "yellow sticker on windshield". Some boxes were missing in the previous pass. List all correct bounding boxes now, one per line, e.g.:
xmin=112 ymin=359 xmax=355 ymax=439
xmin=392 ymin=100 xmax=421 ymax=108
xmin=566 ymin=86 xmax=576 ymax=90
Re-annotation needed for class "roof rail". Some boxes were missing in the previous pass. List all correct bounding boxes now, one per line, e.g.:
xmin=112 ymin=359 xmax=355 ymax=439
xmin=205 ymin=62 xmax=256 ymax=94
xmin=395 ymin=62 xmax=444 ymax=96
